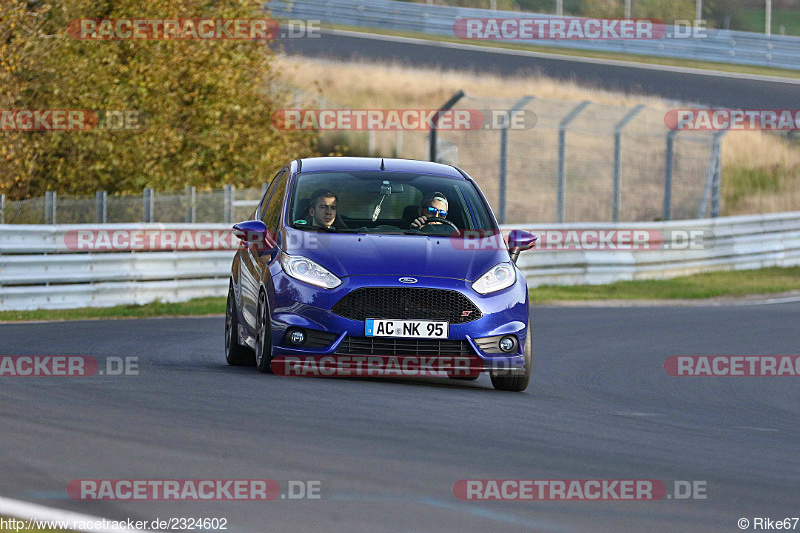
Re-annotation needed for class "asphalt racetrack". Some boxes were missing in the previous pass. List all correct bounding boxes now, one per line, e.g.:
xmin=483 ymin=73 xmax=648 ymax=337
xmin=278 ymin=29 xmax=800 ymax=109
xmin=1 ymin=302 xmax=798 ymax=532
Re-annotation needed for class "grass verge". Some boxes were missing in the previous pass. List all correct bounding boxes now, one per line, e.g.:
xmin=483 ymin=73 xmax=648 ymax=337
xmin=530 ymin=266 xmax=800 ymax=302
xmin=316 ymin=23 xmax=800 ymax=80
xmin=1 ymin=268 xmax=800 ymax=321
xmin=0 ymin=297 xmax=225 ymax=323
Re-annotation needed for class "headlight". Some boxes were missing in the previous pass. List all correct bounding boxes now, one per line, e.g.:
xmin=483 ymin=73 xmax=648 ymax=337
xmin=472 ymin=263 xmax=515 ymax=294
xmin=280 ymin=254 xmax=342 ymax=289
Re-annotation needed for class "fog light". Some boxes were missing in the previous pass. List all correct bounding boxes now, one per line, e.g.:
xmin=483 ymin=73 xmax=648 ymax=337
xmin=289 ymin=330 xmax=306 ymax=345
xmin=499 ymin=336 xmax=515 ymax=353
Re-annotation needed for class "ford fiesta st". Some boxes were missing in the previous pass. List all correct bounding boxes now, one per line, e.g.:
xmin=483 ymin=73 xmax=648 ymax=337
xmin=225 ymin=157 xmax=537 ymax=391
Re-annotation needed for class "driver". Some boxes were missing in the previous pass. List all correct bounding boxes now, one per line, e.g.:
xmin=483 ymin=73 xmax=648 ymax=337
xmin=309 ymin=189 xmax=338 ymax=229
xmin=410 ymin=191 xmax=449 ymax=229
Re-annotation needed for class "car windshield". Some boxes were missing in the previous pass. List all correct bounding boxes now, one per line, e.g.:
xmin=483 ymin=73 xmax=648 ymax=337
xmin=289 ymin=171 xmax=499 ymax=236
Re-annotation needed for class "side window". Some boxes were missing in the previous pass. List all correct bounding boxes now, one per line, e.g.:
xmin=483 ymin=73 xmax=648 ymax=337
xmin=261 ymin=171 xmax=288 ymax=232
xmin=257 ymin=170 xmax=285 ymax=220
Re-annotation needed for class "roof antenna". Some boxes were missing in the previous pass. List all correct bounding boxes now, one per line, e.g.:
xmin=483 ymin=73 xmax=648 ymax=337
xmin=380 ymin=158 xmax=385 ymax=170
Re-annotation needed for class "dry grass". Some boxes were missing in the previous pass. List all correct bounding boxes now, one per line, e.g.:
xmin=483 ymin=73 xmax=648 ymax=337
xmin=276 ymin=55 xmax=800 ymax=218
xmin=275 ymin=55 xmax=666 ymax=108
xmin=720 ymin=131 xmax=800 ymax=213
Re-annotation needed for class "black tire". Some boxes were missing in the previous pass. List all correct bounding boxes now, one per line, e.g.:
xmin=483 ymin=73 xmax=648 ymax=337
xmin=490 ymin=327 xmax=532 ymax=392
xmin=255 ymin=291 xmax=274 ymax=373
xmin=225 ymin=287 xmax=254 ymax=366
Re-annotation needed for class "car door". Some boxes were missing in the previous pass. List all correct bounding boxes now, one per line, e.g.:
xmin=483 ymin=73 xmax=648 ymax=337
xmin=241 ymin=169 xmax=286 ymax=330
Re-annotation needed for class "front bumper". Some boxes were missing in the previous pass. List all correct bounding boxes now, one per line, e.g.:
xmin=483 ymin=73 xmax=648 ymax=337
xmin=266 ymin=271 xmax=530 ymax=368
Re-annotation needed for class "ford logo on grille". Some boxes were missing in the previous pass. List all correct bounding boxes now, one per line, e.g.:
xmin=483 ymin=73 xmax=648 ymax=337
xmin=399 ymin=277 xmax=418 ymax=284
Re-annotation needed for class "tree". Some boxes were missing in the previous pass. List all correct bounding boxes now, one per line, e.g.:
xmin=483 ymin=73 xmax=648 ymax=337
xmin=1 ymin=0 xmax=317 ymax=199
xmin=633 ymin=0 xmax=695 ymax=22
xmin=579 ymin=0 xmax=623 ymax=18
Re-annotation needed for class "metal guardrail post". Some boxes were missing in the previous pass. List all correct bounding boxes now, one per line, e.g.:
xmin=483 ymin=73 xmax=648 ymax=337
xmin=699 ymin=159 xmax=713 ymax=219
xmin=498 ymin=95 xmax=535 ymax=224
xmin=143 ymin=188 xmax=154 ymax=223
xmin=612 ymin=105 xmax=645 ymax=222
xmin=45 ymin=191 xmax=57 ymax=224
xmin=224 ymin=185 xmax=235 ymax=224
xmin=557 ymin=101 xmax=591 ymax=223
xmin=0 ymin=194 xmax=5 ymax=224
xmin=663 ymin=130 xmax=679 ymax=221
xmin=96 ymin=191 xmax=107 ymax=223
xmin=429 ymin=90 xmax=465 ymax=162
xmin=185 ymin=186 xmax=197 ymax=223
xmin=711 ymin=131 xmax=726 ymax=218
xmin=766 ymin=0 xmax=772 ymax=36
xmin=698 ymin=131 xmax=727 ymax=219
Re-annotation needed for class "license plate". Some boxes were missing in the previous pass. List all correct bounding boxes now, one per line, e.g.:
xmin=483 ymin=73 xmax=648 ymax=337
xmin=365 ymin=319 xmax=448 ymax=339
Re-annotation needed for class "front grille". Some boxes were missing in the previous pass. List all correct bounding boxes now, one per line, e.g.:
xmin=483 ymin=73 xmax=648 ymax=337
xmin=331 ymin=288 xmax=482 ymax=324
xmin=335 ymin=337 xmax=475 ymax=357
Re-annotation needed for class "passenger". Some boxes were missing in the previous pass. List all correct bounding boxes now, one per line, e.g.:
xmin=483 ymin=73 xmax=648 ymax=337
xmin=410 ymin=191 xmax=448 ymax=229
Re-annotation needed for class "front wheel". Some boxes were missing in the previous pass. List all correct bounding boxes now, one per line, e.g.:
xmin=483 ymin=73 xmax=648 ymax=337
xmin=490 ymin=327 xmax=532 ymax=392
xmin=255 ymin=291 xmax=274 ymax=373
xmin=225 ymin=287 xmax=254 ymax=366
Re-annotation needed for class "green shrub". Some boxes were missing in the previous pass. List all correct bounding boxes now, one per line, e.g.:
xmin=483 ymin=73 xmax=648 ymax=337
xmin=1 ymin=0 xmax=317 ymax=200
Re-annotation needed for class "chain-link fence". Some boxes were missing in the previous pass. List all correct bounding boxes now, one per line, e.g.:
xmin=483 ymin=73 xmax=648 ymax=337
xmin=0 ymin=186 xmax=266 ymax=225
xmin=432 ymin=93 xmax=723 ymax=223
xmin=1 ymin=93 xmax=724 ymax=225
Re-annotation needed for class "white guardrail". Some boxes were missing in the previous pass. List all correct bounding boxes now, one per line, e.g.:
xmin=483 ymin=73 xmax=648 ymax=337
xmin=1 ymin=212 xmax=800 ymax=310
xmin=267 ymin=0 xmax=800 ymax=71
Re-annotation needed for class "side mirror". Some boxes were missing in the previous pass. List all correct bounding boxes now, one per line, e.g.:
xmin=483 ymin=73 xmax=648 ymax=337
xmin=507 ymin=230 xmax=537 ymax=263
xmin=233 ymin=220 xmax=275 ymax=252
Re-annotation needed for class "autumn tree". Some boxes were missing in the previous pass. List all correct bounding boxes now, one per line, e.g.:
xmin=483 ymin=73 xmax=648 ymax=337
xmin=1 ymin=0 xmax=317 ymax=199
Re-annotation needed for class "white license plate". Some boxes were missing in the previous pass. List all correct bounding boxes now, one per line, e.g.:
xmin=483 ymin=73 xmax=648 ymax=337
xmin=365 ymin=319 xmax=449 ymax=339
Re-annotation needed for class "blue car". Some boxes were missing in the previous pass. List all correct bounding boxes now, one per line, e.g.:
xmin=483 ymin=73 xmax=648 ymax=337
xmin=225 ymin=157 xmax=537 ymax=391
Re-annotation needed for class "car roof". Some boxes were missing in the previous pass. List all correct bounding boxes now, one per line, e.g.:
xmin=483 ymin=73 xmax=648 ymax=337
xmin=296 ymin=157 xmax=465 ymax=178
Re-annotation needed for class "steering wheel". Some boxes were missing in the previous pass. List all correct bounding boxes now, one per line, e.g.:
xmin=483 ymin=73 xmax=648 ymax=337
xmin=420 ymin=216 xmax=459 ymax=232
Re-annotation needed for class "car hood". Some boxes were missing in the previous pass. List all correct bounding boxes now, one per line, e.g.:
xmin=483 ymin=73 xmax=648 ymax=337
xmin=282 ymin=229 xmax=508 ymax=282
